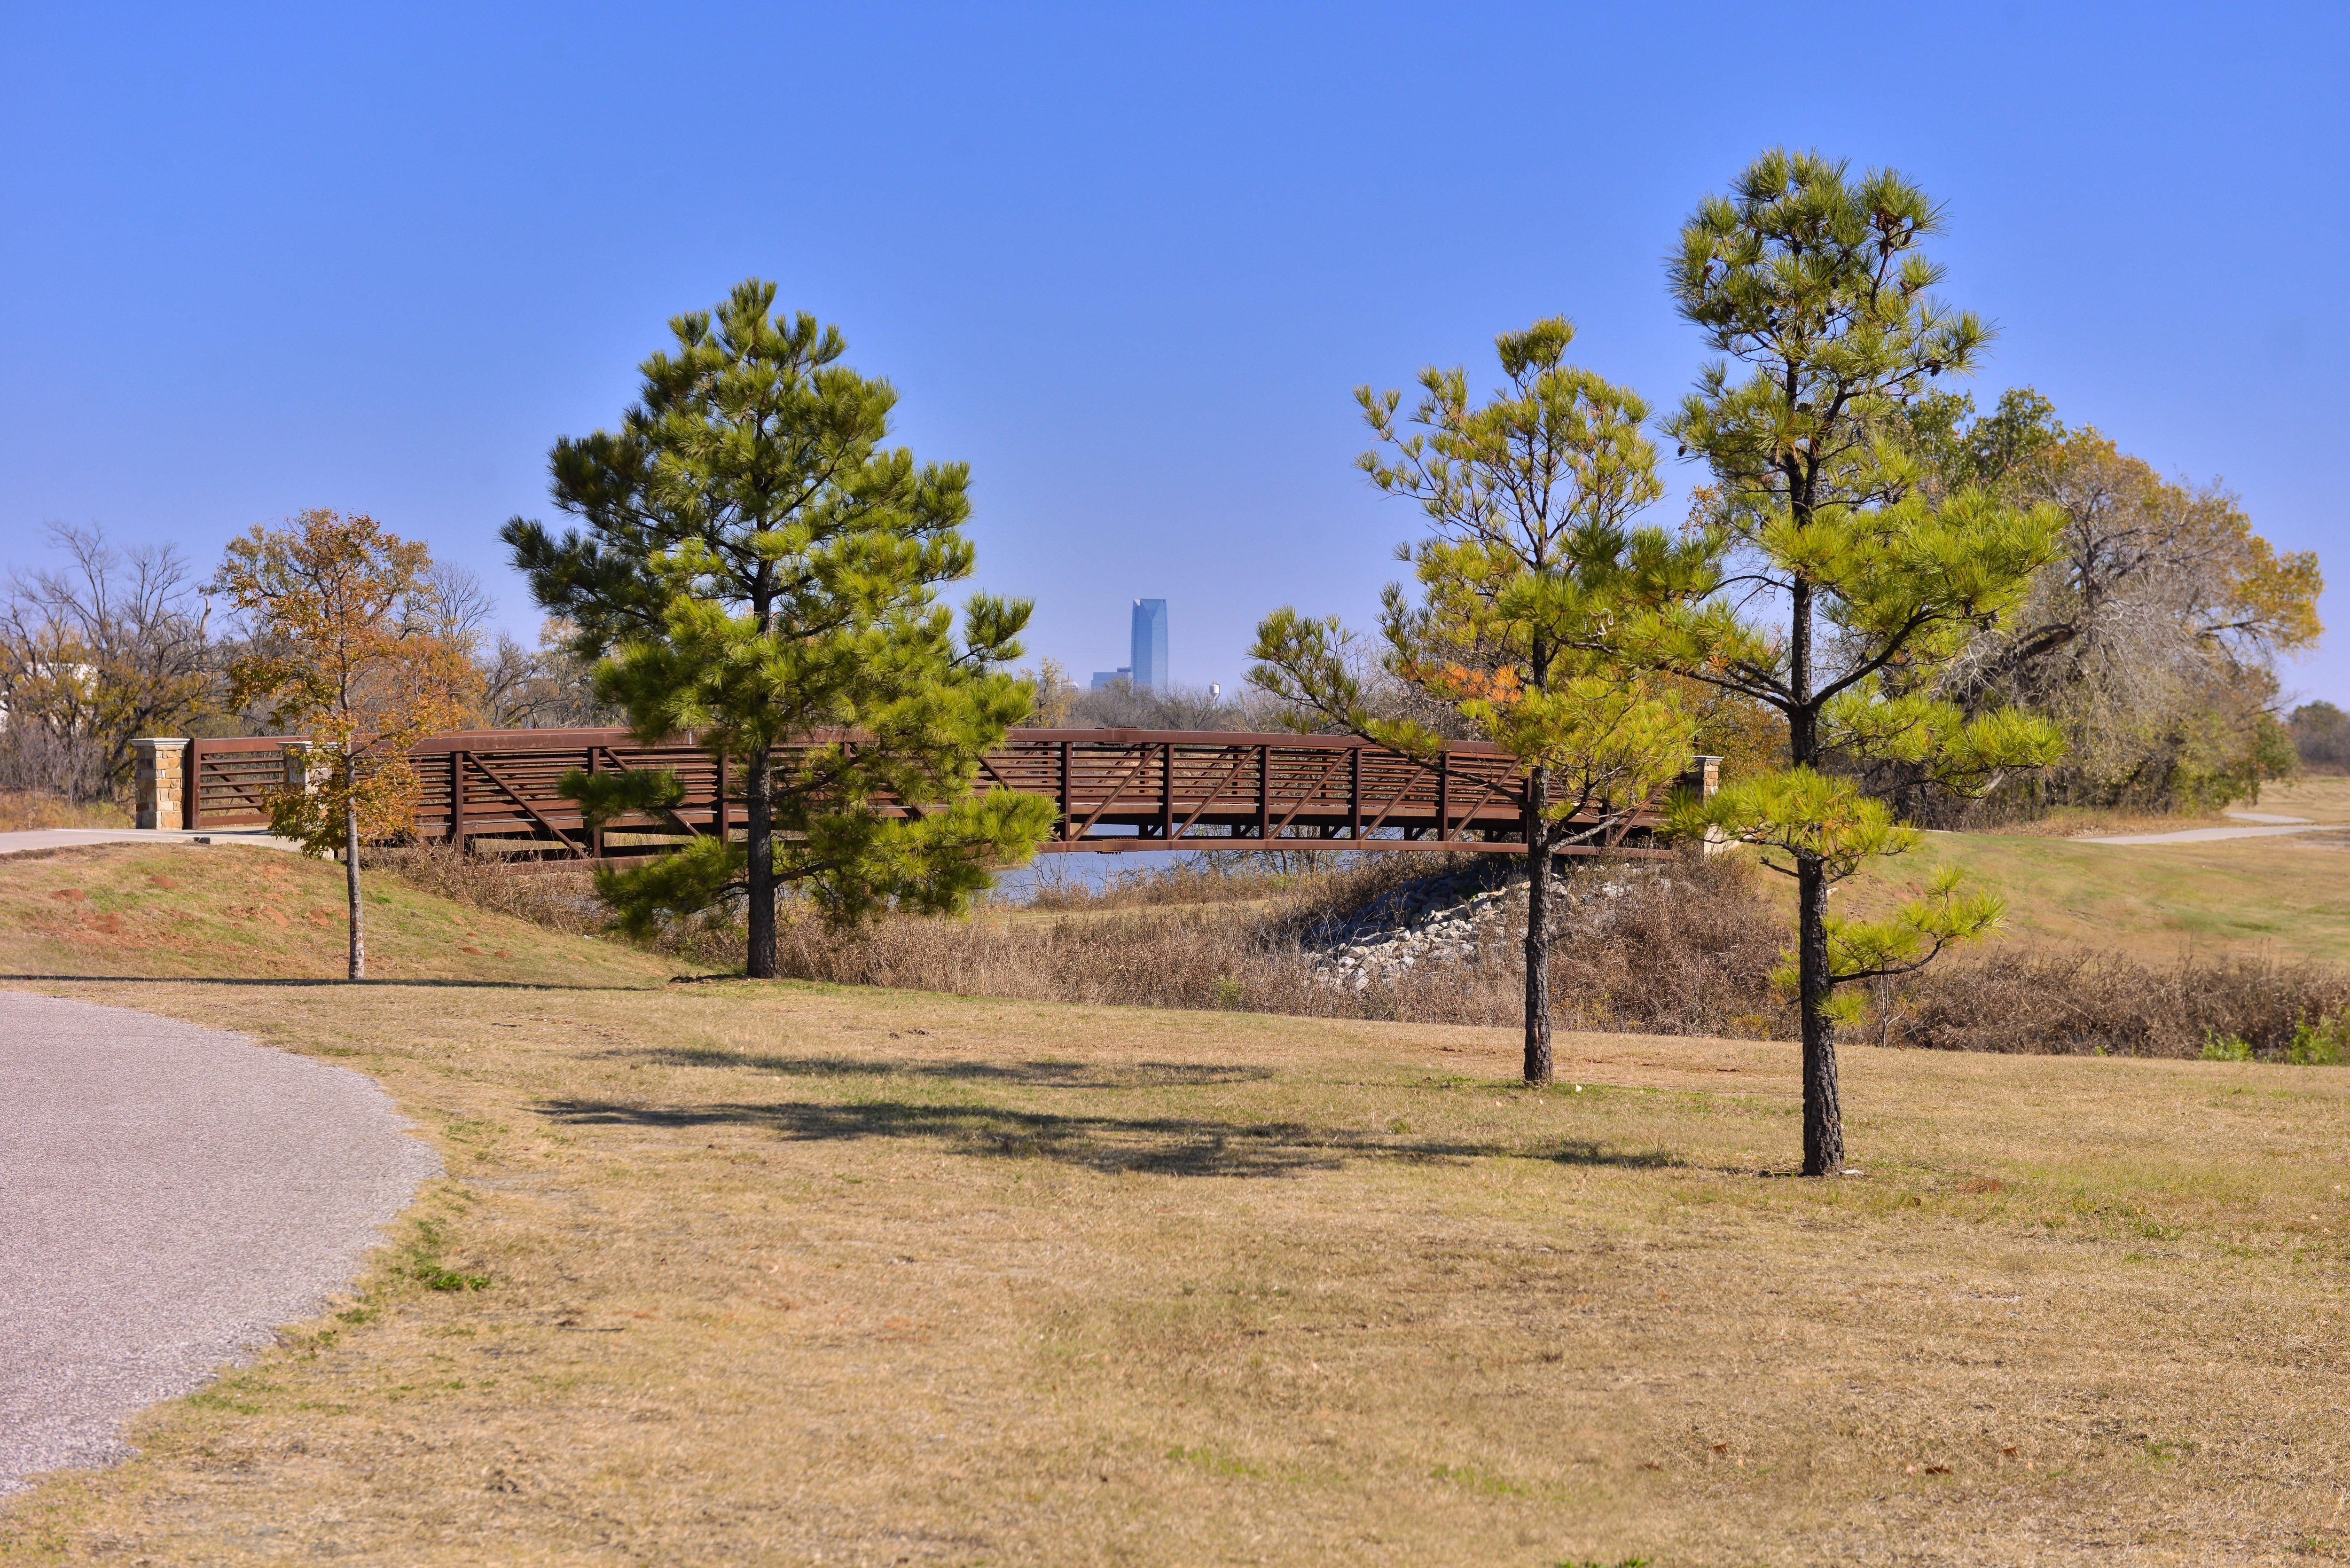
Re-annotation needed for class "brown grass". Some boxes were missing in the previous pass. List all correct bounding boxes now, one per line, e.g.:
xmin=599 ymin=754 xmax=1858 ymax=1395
xmin=371 ymin=844 xmax=615 ymax=938
xmin=1818 ymin=829 xmax=2350 ymax=968
xmin=2259 ymin=773 xmax=2350 ymax=821
xmin=1890 ymin=948 xmax=2350 ymax=1058
xmin=0 ymin=792 xmax=130 ymax=832
xmin=765 ymin=850 xmax=1792 ymax=1038
xmin=2 ymin=845 xmax=2349 ymax=1564
xmin=380 ymin=843 xmax=2350 ymax=1063
xmin=0 ymin=842 xmax=666 ymax=988
xmin=378 ymin=843 xmax=1796 ymax=1035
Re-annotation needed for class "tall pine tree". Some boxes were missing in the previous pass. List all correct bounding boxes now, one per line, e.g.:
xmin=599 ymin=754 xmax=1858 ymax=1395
xmin=505 ymin=281 xmax=1051 ymax=975
xmin=1634 ymin=151 xmax=2066 ymax=1174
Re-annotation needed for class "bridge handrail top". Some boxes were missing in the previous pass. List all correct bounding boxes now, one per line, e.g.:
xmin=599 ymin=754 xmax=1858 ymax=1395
xmin=180 ymin=725 xmax=1527 ymax=758
xmin=167 ymin=726 xmax=1716 ymax=771
xmin=1004 ymin=727 xmax=1513 ymax=754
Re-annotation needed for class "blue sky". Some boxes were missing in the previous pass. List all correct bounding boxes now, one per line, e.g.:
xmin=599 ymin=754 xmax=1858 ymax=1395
xmin=4 ymin=2 xmax=2344 ymax=705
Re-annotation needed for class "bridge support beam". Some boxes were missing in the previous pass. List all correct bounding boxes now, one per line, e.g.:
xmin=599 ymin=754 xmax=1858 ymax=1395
xmin=1159 ymin=742 xmax=1173 ymax=840
xmin=1256 ymin=745 xmax=1269 ymax=840
xmin=450 ymin=751 xmax=469 ymax=850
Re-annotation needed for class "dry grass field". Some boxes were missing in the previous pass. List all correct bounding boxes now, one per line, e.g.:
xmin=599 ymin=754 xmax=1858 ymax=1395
xmin=0 ymin=793 xmax=129 ymax=833
xmin=1834 ymin=831 xmax=2350 ymax=968
xmin=2253 ymin=774 xmax=2350 ymax=823
xmin=1 ymin=843 xmax=2347 ymax=1563
xmin=1823 ymin=775 xmax=2350 ymax=968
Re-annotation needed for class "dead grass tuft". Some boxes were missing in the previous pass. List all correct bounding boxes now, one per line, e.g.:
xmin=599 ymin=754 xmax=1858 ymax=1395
xmin=1890 ymin=947 xmax=2350 ymax=1058
xmin=371 ymin=845 xmax=611 ymax=937
xmin=0 ymin=791 xmax=130 ymax=832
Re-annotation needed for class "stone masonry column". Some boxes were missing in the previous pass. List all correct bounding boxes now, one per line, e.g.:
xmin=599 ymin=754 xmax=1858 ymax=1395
xmin=1691 ymin=755 xmax=1726 ymax=853
xmin=133 ymin=739 xmax=188 ymax=830
xmin=280 ymin=740 xmax=324 ymax=796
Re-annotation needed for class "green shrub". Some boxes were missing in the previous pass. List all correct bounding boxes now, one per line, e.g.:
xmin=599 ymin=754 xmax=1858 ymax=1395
xmin=2288 ymin=1012 xmax=2347 ymax=1066
xmin=2200 ymin=1030 xmax=2254 ymax=1062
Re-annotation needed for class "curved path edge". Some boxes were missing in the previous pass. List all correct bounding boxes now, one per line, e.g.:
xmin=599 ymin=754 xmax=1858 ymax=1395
xmin=0 ymin=991 xmax=439 ymax=1495
xmin=2078 ymin=821 xmax=2350 ymax=846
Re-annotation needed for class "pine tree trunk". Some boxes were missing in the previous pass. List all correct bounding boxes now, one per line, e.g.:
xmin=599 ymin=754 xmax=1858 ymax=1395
xmin=1521 ymin=762 xmax=1553 ymax=1086
xmin=1796 ymin=851 xmax=1841 ymax=1175
xmin=1786 ymin=572 xmax=1842 ymax=1174
xmin=344 ymin=791 xmax=365 ymax=983
xmin=745 ymin=741 xmax=776 ymax=979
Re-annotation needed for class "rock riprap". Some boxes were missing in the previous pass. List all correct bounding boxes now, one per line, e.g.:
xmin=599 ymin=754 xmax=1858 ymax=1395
xmin=1307 ymin=862 xmax=1676 ymax=990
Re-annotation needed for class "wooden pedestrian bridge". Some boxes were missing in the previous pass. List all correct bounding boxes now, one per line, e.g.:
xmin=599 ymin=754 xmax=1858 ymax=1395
xmin=137 ymin=727 xmax=1718 ymax=860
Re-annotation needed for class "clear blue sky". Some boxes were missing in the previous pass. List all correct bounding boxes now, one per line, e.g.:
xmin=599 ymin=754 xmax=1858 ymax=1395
xmin=5 ymin=2 xmax=2344 ymax=706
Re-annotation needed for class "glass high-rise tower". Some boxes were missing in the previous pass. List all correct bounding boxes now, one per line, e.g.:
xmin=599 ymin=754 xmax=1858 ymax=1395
xmin=1130 ymin=598 xmax=1167 ymax=693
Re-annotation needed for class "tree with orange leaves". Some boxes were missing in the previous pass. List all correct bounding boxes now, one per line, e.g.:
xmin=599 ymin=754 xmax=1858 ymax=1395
xmin=1249 ymin=319 xmax=1710 ymax=1086
xmin=212 ymin=510 xmax=475 ymax=979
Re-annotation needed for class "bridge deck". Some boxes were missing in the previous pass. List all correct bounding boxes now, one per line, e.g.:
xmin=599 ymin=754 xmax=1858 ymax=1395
xmin=174 ymin=728 xmax=1708 ymax=858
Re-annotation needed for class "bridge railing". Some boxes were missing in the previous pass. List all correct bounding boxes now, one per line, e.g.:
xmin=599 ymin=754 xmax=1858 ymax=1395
xmin=133 ymin=727 xmax=1718 ymax=858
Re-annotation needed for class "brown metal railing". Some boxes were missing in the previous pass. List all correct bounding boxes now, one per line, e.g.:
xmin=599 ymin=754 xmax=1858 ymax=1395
xmin=163 ymin=727 xmax=1713 ymax=858
xmin=183 ymin=737 xmax=299 ymax=830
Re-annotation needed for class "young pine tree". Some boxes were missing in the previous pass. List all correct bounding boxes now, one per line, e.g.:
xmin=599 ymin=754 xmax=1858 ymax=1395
xmin=213 ymin=511 xmax=475 ymax=980
xmin=1250 ymin=319 xmax=1702 ymax=1085
xmin=1639 ymin=150 xmax=2066 ymax=1174
xmin=504 ymin=281 xmax=1051 ymax=975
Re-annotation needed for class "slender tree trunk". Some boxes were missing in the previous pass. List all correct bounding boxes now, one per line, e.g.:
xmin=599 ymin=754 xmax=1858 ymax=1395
xmin=1521 ymin=762 xmax=1552 ymax=1086
xmin=1795 ymin=852 xmax=1841 ymax=1174
xmin=344 ymin=787 xmax=365 ymax=982
xmin=745 ymin=741 xmax=776 ymax=978
xmin=1787 ymin=579 xmax=1817 ymax=764
xmin=1786 ymin=572 xmax=1842 ymax=1173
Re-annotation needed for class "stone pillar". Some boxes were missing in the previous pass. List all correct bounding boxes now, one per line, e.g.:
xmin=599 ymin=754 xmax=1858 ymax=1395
xmin=133 ymin=738 xmax=188 ymax=830
xmin=281 ymin=740 xmax=324 ymax=795
xmin=1690 ymin=755 xmax=1727 ymax=854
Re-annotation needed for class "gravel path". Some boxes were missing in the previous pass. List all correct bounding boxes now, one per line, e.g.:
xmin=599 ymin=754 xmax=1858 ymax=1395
xmin=0 ymin=992 xmax=437 ymax=1494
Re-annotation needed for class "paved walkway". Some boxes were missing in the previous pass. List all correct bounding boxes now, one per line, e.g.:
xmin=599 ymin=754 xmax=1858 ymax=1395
xmin=0 ymin=992 xmax=437 ymax=1494
xmin=2079 ymin=813 xmax=2350 ymax=846
xmin=0 ymin=827 xmax=303 ymax=857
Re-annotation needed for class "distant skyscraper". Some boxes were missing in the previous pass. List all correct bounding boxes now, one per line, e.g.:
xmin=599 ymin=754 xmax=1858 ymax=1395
xmin=1089 ymin=667 xmax=1130 ymax=690
xmin=1130 ymin=598 xmax=1167 ymax=693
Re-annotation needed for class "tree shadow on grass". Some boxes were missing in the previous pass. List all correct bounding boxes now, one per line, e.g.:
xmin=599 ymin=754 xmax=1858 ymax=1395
xmin=620 ymin=1046 xmax=1276 ymax=1090
xmin=535 ymin=1095 xmax=1684 ymax=1179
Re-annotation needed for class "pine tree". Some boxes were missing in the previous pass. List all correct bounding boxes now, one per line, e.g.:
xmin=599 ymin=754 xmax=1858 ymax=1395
xmin=504 ymin=281 xmax=1052 ymax=975
xmin=1638 ymin=151 xmax=2066 ymax=1174
xmin=1250 ymin=319 xmax=1701 ymax=1084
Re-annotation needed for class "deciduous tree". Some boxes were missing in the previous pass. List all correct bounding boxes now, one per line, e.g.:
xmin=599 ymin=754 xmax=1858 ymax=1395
xmin=212 ymin=510 xmax=474 ymax=980
xmin=2292 ymin=702 xmax=2350 ymax=772
xmin=504 ymin=280 xmax=1050 ymax=975
xmin=1899 ymin=393 xmax=2323 ymax=815
xmin=1251 ymin=318 xmax=1700 ymax=1085
xmin=0 ymin=524 xmax=214 ymax=803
